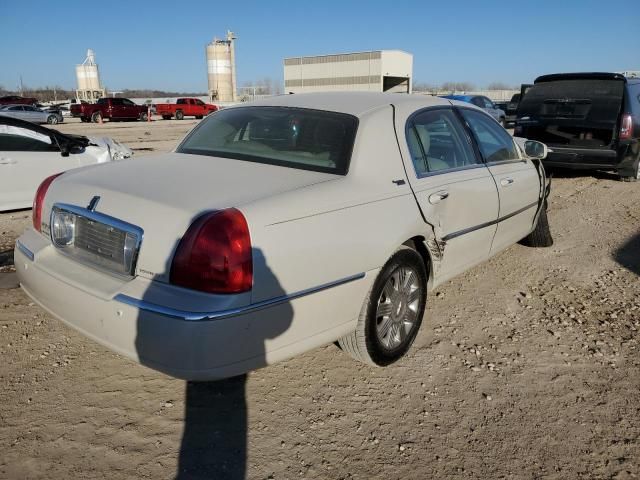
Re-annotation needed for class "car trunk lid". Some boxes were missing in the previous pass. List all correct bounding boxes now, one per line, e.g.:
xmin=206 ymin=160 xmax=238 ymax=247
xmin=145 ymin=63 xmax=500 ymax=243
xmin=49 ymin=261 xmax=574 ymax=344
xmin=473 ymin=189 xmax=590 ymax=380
xmin=44 ymin=152 xmax=336 ymax=282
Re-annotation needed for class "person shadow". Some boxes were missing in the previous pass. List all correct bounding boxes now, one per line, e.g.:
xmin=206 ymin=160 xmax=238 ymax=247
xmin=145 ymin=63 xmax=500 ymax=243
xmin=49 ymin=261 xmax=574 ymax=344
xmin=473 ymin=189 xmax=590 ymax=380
xmin=134 ymin=237 xmax=293 ymax=479
xmin=613 ymin=231 xmax=640 ymax=276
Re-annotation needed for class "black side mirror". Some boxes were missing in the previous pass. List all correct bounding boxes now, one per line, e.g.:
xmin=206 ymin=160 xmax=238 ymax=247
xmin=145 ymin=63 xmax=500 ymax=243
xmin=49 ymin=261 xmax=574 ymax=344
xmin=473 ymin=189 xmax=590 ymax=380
xmin=59 ymin=144 xmax=70 ymax=157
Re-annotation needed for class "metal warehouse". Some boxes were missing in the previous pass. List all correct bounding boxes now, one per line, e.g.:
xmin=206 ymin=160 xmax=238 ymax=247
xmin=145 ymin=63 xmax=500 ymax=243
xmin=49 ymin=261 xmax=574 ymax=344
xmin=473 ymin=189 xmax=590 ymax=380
xmin=284 ymin=50 xmax=413 ymax=94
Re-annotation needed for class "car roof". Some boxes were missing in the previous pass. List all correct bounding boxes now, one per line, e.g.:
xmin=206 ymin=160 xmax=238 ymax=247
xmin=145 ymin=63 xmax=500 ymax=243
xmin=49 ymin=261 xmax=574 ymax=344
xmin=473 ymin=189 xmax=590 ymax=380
xmin=237 ymin=92 xmax=452 ymax=117
xmin=535 ymin=72 xmax=627 ymax=83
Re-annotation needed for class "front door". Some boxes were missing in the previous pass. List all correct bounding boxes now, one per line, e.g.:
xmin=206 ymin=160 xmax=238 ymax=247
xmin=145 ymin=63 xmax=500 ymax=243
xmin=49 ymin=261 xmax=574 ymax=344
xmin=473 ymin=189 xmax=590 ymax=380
xmin=459 ymin=108 xmax=541 ymax=255
xmin=397 ymin=107 xmax=499 ymax=284
xmin=0 ymin=129 xmax=80 ymax=209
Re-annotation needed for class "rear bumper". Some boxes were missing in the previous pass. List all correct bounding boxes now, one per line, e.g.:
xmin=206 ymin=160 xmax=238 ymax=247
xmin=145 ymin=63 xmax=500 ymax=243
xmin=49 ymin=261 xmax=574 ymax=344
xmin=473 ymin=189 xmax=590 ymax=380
xmin=543 ymin=147 xmax=620 ymax=170
xmin=15 ymin=229 xmax=372 ymax=380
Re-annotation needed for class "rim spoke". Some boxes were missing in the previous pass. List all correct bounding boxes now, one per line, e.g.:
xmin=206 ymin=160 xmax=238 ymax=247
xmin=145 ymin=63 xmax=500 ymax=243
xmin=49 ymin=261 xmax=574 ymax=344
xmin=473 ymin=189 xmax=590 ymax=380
xmin=377 ymin=301 xmax=393 ymax=318
xmin=403 ymin=270 xmax=416 ymax=294
xmin=407 ymin=287 xmax=421 ymax=306
xmin=377 ymin=317 xmax=393 ymax=340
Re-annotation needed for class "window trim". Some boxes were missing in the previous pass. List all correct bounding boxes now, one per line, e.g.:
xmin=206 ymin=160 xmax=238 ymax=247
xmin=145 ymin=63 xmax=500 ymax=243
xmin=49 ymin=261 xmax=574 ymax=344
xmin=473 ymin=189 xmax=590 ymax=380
xmin=404 ymin=105 xmax=485 ymax=179
xmin=454 ymin=106 xmax=522 ymax=164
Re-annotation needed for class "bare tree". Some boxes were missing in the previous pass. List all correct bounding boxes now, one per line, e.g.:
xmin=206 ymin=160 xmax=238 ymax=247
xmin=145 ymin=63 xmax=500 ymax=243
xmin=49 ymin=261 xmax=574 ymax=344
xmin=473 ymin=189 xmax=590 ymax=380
xmin=487 ymin=81 xmax=513 ymax=90
xmin=440 ymin=81 xmax=476 ymax=92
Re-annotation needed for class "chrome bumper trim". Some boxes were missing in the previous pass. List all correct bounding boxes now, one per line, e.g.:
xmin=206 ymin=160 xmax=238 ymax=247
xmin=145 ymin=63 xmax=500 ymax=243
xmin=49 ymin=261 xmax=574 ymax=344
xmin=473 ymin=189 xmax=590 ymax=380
xmin=15 ymin=240 xmax=34 ymax=261
xmin=114 ymin=272 xmax=366 ymax=321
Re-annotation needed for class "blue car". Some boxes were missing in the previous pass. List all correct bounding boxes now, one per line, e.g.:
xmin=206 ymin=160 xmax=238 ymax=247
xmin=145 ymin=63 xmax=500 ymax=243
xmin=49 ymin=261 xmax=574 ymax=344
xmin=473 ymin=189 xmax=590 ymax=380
xmin=441 ymin=95 xmax=506 ymax=126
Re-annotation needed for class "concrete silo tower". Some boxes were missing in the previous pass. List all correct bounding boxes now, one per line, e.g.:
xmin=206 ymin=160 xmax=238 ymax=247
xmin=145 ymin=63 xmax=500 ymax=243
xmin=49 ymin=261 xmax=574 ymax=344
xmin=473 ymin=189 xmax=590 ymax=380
xmin=206 ymin=31 xmax=237 ymax=102
xmin=75 ymin=49 xmax=105 ymax=102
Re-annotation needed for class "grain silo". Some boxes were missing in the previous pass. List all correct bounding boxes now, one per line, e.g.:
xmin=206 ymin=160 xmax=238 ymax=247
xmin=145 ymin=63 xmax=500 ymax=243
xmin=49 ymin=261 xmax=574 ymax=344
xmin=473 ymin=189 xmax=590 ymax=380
xmin=75 ymin=49 xmax=105 ymax=102
xmin=206 ymin=31 xmax=237 ymax=102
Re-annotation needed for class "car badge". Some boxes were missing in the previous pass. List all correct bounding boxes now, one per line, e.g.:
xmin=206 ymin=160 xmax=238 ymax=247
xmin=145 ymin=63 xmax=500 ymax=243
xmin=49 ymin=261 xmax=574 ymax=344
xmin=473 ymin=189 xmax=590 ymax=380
xmin=87 ymin=196 xmax=100 ymax=212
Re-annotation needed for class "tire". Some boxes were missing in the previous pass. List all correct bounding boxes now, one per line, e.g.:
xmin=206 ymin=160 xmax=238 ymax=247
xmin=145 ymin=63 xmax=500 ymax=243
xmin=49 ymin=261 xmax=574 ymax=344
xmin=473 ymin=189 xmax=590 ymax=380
xmin=520 ymin=204 xmax=553 ymax=247
xmin=47 ymin=115 xmax=58 ymax=125
xmin=91 ymin=111 xmax=102 ymax=123
xmin=338 ymin=246 xmax=427 ymax=366
xmin=162 ymin=115 xmax=172 ymax=120
xmin=139 ymin=112 xmax=148 ymax=122
xmin=175 ymin=110 xmax=184 ymax=120
xmin=619 ymin=162 xmax=640 ymax=182
xmin=80 ymin=117 xmax=89 ymax=123
xmin=195 ymin=115 xmax=203 ymax=119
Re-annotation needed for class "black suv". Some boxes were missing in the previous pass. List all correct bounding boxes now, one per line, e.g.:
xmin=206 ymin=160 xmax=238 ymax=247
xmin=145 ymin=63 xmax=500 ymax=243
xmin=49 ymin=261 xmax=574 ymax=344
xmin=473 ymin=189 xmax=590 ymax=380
xmin=515 ymin=73 xmax=640 ymax=181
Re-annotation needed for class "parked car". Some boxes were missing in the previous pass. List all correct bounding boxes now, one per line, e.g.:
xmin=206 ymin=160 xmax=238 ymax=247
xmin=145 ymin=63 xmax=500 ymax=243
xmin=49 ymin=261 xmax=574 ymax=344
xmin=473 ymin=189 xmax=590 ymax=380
xmin=70 ymin=97 xmax=149 ymax=123
xmin=0 ymin=116 xmax=132 ymax=211
xmin=155 ymin=98 xmax=218 ymax=120
xmin=515 ymin=73 xmax=640 ymax=181
xmin=0 ymin=95 xmax=38 ymax=106
xmin=15 ymin=92 xmax=552 ymax=380
xmin=0 ymin=104 xmax=63 ymax=124
xmin=441 ymin=95 xmax=506 ymax=126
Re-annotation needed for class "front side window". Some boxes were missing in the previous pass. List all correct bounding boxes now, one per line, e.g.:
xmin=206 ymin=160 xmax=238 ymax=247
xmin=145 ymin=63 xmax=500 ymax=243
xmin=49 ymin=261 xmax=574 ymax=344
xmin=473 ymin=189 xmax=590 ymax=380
xmin=177 ymin=107 xmax=358 ymax=175
xmin=122 ymin=99 xmax=134 ymax=106
xmin=406 ymin=108 xmax=479 ymax=175
xmin=460 ymin=109 xmax=519 ymax=162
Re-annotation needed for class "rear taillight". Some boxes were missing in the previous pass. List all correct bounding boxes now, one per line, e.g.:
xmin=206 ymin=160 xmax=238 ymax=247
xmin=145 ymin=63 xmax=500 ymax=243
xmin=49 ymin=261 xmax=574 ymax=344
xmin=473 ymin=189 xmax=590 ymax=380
xmin=170 ymin=208 xmax=253 ymax=294
xmin=33 ymin=173 xmax=63 ymax=232
xmin=620 ymin=114 xmax=633 ymax=140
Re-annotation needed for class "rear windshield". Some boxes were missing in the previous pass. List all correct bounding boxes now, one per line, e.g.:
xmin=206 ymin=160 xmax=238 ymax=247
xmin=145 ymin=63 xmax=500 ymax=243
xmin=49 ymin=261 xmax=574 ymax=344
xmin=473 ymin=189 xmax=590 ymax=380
xmin=177 ymin=106 xmax=358 ymax=175
xmin=518 ymin=79 xmax=625 ymax=124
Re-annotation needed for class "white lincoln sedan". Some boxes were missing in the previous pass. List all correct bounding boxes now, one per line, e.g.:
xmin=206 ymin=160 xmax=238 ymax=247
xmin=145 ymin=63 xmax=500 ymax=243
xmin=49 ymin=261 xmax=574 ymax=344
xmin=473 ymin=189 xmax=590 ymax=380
xmin=15 ymin=93 xmax=552 ymax=380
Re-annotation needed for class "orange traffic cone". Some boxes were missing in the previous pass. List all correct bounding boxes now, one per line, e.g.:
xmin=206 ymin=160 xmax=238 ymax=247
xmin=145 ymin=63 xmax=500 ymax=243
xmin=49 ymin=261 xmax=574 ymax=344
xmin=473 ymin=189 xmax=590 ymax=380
xmin=98 ymin=114 xmax=103 ymax=124
xmin=147 ymin=106 xmax=152 ymax=122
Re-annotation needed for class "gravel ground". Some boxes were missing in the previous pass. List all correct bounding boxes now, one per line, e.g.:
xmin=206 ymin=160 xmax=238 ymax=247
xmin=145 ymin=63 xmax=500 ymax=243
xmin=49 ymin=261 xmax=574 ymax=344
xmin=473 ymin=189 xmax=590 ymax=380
xmin=0 ymin=119 xmax=639 ymax=479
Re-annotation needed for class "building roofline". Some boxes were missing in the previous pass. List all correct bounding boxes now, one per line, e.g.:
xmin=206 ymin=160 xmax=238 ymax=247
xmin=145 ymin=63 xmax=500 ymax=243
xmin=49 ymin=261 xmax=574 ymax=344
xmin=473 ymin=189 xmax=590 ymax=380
xmin=284 ymin=49 xmax=412 ymax=61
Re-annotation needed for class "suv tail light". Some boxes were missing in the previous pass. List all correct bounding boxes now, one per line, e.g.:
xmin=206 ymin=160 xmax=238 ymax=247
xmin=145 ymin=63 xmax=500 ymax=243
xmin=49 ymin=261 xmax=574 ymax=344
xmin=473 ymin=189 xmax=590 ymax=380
xmin=620 ymin=114 xmax=633 ymax=140
xmin=170 ymin=208 xmax=253 ymax=294
xmin=33 ymin=173 xmax=63 ymax=232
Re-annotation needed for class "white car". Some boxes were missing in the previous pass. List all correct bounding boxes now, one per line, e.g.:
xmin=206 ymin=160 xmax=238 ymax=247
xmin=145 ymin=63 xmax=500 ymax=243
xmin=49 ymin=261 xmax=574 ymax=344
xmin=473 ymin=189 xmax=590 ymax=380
xmin=0 ymin=116 xmax=132 ymax=211
xmin=15 ymin=93 xmax=552 ymax=380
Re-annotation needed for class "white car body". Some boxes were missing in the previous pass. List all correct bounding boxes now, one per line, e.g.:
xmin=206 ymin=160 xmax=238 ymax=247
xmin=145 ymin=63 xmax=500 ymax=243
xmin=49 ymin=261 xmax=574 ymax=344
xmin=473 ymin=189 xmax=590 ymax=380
xmin=0 ymin=121 xmax=132 ymax=211
xmin=15 ymin=93 xmax=548 ymax=380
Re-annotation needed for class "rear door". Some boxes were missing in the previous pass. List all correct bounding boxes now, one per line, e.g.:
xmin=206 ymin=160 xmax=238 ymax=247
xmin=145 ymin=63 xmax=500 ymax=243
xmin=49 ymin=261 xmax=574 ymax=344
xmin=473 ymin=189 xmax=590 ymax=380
xmin=459 ymin=108 xmax=540 ymax=255
xmin=397 ymin=106 xmax=499 ymax=282
xmin=121 ymin=99 xmax=139 ymax=118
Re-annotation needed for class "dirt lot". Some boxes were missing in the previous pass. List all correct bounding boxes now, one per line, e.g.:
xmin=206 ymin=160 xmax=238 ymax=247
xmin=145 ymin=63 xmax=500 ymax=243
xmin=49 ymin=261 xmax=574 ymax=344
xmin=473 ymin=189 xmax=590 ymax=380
xmin=1 ymin=119 xmax=639 ymax=480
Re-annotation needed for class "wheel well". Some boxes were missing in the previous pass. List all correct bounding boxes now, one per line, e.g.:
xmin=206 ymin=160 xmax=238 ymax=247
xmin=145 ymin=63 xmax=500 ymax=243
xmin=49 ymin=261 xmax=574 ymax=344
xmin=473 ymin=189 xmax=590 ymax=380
xmin=403 ymin=236 xmax=433 ymax=283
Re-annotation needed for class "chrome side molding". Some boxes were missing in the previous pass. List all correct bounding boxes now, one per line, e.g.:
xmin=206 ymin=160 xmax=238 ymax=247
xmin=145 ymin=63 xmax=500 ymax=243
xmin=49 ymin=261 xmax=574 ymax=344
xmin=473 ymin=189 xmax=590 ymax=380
xmin=15 ymin=240 xmax=34 ymax=261
xmin=114 ymin=272 xmax=366 ymax=321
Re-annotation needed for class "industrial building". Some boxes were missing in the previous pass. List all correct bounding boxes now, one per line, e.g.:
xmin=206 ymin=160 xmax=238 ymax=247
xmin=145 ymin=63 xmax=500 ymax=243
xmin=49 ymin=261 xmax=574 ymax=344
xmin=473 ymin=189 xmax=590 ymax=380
xmin=283 ymin=50 xmax=413 ymax=94
xmin=206 ymin=31 xmax=237 ymax=102
xmin=75 ymin=49 xmax=105 ymax=102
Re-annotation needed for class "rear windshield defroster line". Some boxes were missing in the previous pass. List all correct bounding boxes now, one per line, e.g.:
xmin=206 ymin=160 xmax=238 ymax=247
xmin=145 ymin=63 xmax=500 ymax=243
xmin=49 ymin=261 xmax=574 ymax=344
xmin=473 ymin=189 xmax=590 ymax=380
xmin=177 ymin=106 xmax=359 ymax=175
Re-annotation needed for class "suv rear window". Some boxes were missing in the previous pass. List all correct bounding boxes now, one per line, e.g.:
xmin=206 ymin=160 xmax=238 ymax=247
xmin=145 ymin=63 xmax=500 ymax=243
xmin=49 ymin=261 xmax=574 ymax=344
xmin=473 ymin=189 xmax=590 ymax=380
xmin=177 ymin=106 xmax=358 ymax=175
xmin=518 ymin=79 xmax=625 ymax=124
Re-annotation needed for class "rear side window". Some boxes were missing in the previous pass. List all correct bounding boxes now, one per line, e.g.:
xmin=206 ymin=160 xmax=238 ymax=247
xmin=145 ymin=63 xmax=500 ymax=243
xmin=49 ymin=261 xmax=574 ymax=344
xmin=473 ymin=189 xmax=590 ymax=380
xmin=406 ymin=108 xmax=479 ymax=175
xmin=0 ymin=133 xmax=56 ymax=152
xmin=460 ymin=109 xmax=519 ymax=162
xmin=178 ymin=107 xmax=358 ymax=175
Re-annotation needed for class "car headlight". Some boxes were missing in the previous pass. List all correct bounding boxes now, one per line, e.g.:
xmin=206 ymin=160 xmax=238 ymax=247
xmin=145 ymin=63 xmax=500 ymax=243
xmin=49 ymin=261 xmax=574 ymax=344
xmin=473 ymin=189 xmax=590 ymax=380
xmin=51 ymin=209 xmax=76 ymax=246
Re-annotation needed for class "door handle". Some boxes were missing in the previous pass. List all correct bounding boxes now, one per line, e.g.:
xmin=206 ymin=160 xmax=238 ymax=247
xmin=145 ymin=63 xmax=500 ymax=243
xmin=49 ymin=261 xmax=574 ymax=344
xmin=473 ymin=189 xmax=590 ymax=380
xmin=428 ymin=190 xmax=449 ymax=204
xmin=500 ymin=178 xmax=514 ymax=187
xmin=0 ymin=158 xmax=16 ymax=165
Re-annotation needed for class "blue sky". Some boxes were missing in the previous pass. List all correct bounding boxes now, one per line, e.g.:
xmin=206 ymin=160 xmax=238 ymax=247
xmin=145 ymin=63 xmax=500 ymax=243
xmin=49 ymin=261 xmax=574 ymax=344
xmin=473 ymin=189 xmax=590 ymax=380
xmin=0 ymin=0 xmax=637 ymax=92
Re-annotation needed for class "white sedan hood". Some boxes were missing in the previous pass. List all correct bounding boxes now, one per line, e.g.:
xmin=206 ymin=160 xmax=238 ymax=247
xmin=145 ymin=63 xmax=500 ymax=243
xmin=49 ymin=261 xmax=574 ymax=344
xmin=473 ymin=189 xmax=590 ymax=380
xmin=45 ymin=152 xmax=335 ymax=281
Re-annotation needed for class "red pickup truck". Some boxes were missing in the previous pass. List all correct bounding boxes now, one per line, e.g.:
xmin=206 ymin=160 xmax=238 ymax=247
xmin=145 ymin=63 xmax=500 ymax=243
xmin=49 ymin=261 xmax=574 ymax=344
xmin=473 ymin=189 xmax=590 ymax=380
xmin=155 ymin=98 xmax=218 ymax=120
xmin=70 ymin=98 xmax=149 ymax=123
